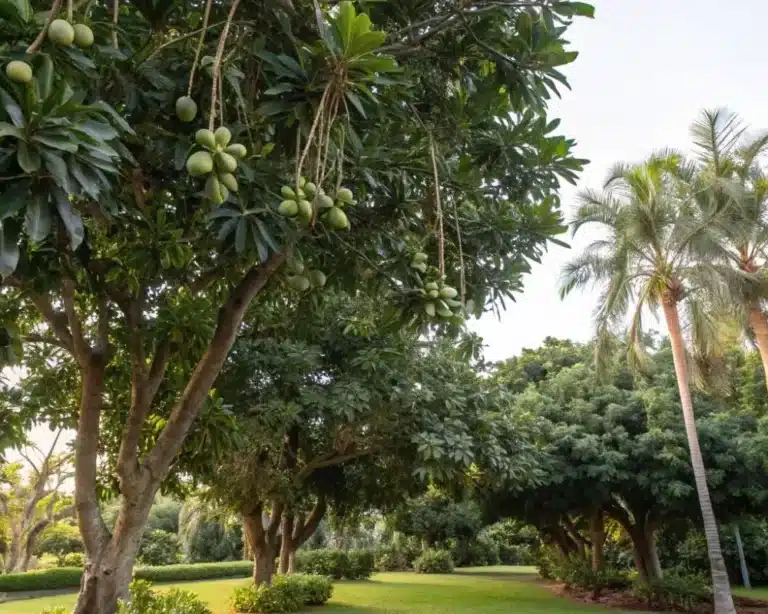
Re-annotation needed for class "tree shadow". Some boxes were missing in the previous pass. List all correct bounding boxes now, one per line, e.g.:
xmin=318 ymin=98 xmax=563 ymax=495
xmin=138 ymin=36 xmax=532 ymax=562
xmin=319 ymin=605 xmax=389 ymax=613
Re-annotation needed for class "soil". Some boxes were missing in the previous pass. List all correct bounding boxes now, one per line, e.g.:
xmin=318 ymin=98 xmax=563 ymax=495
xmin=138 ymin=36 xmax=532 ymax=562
xmin=544 ymin=581 xmax=768 ymax=614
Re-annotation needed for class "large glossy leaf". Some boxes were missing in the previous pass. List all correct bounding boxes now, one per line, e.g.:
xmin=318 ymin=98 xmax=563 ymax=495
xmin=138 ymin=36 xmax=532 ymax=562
xmin=334 ymin=1 xmax=356 ymax=52
xmin=0 ymin=183 xmax=27 ymax=219
xmin=0 ymin=122 xmax=23 ymax=140
xmin=0 ymin=0 xmax=32 ymax=22
xmin=52 ymin=188 xmax=84 ymax=249
xmin=33 ymin=54 xmax=54 ymax=101
xmin=25 ymin=192 xmax=51 ymax=242
xmin=41 ymin=151 xmax=72 ymax=192
xmin=16 ymin=141 xmax=41 ymax=173
xmin=32 ymin=134 xmax=78 ymax=153
xmin=0 ymin=223 xmax=19 ymax=278
xmin=235 ymin=218 xmax=247 ymax=253
xmin=0 ymin=88 xmax=24 ymax=128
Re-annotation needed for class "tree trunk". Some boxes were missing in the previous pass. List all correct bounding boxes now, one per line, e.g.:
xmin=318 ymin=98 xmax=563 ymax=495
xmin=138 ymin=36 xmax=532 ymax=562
xmin=72 ymin=487 xmax=156 ymax=614
xmin=253 ymin=543 xmax=277 ymax=585
xmin=748 ymin=307 xmax=768 ymax=390
xmin=734 ymin=525 xmax=751 ymax=589
xmin=628 ymin=526 xmax=660 ymax=582
xmin=590 ymin=509 xmax=604 ymax=572
xmin=279 ymin=513 xmax=295 ymax=575
xmin=243 ymin=504 xmax=282 ymax=586
xmin=662 ymin=299 xmax=736 ymax=614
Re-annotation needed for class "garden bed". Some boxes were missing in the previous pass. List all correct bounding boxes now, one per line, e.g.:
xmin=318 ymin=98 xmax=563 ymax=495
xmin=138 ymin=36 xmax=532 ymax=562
xmin=548 ymin=582 xmax=768 ymax=614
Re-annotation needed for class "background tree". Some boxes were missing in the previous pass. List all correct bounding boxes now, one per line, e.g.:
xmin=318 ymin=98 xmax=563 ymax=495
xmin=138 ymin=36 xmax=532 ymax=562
xmin=560 ymin=153 xmax=738 ymax=614
xmin=0 ymin=0 xmax=589 ymax=609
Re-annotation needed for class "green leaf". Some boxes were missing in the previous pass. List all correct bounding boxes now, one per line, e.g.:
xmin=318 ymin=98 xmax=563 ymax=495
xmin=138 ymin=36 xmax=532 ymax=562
xmin=0 ymin=88 xmax=25 ymax=128
xmin=16 ymin=141 xmax=41 ymax=173
xmin=264 ymin=84 xmax=294 ymax=96
xmin=0 ymin=0 xmax=32 ymax=22
xmin=347 ymin=31 xmax=386 ymax=58
xmin=250 ymin=221 xmax=268 ymax=262
xmin=91 ymin=101 xmax=135 ymax=135
xmin=32 ymin=134 xmax=78 ymax=153
xmin=345 ymin=91 xmax=366 ymax=118
xmin=217 ymin=217 xmax=238 ymax=243
xmin=253 ymin=218 xmax=279 ymax=253
xmin=25 ymin=192 xmax=51 ymax=242
xmin=335 ymin=1 xmax=356 ymax=52
xmin=0 ymin=122 xmax=23 ymax=140
xmin=554 ymin=1 xmax=595 ymax=18
xmin=76 ymin=120 xmax=119 ymax=142
xmin=33 ymin=54 xmax=54 ymax=101
xmin=42 ymin=151 xmax=71 ymax=192
xmin=0 ymin=184 xmax=28 ymax=219
xmin=207 ymin=207 xmax=239 ymax=221
xmin=0 ymin=223 xmax=19 ymax=278
xmin=235 ymin=218 xmax=247 ymax=253
xmin=70 ymin=161 xmax=102 ymax=199
xmin=52 ymin=188 xmax=84 ymax=249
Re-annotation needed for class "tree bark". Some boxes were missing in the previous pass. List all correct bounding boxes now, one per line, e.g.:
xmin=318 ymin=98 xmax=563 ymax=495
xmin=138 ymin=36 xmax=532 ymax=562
xmin=734 ymin=525 xmax=751 ymax=589
xmin=748 ymin=307 xmax=768 ymax=390
xmin=278 ymin=513 xmax=295 ymax=575
xmin=278 ymin=496 xmax=326 ymax=575
xmin=662 ymin=299 xmax=736 ymax=614
xmin=243 ymin=503 xmax=283 ymax=586
xmin=589 ymin=509 xmax=604 ymax=572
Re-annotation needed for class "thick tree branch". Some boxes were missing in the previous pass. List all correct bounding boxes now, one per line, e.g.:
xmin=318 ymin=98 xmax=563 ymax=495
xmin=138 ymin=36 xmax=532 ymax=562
xmin=145 ymin=252 xmax=285 ymax=478
xmin=22 ymin=333 xmax=71 ymax=351
xmin=61 ymin=277 xmax=90 ymax=364
xmin=295 ymin=495 xmax=326 ymax=547
xmin=23 ymin=291 xmax=75 ymax=355
xmin=295 ymin=447 xmax=374 ymax=482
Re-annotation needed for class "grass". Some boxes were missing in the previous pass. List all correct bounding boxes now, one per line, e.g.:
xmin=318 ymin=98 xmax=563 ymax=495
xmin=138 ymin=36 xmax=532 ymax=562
xmin=734 ymin=585 xmax=768 ymax=600
xmin=0 ymin=566 xmax=643 ymax=614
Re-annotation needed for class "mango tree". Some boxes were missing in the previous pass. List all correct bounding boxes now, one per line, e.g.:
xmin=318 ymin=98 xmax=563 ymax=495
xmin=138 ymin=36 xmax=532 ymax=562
xmin=0 ymin=0 xmax=589 ymax=610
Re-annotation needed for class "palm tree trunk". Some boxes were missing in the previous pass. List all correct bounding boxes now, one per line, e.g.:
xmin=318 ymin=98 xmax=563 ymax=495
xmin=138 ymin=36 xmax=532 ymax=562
xmin=662 ymin=299 xmax=736 ymax=614
xmin=748 ymin=307 xmax=768 ymax=389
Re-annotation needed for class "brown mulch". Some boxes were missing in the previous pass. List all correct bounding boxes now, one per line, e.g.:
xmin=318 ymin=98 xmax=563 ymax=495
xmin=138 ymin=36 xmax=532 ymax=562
xmin=542 ymin=580 xmax=768 ymax=614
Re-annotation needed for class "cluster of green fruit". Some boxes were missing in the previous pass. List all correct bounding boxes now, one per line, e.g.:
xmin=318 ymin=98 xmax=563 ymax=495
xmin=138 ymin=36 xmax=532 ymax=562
xmin=419 ymin=279 xmax=462 ymax=319
xmin=285 ymin=261 xmax=327 ymax=292
xmin=5 ymin=19 xmax=93 ymax=85
xmin=410 ymin=251 xmax=428 ymax=273
xmin=185 ymin=127 xmax=247 ymax=205
xmin=278 ymin=178 xmax=354 ymax=230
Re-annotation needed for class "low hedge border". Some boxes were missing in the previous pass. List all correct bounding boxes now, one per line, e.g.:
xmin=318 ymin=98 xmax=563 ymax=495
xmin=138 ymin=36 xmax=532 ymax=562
xmin=0 ymin=561 xmax=254 ymax=593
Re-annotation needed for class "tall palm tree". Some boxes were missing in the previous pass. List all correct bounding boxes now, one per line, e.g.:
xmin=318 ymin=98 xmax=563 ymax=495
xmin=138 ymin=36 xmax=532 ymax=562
xmin=560 ymin=153 xmax=736 ymax=614
xmin=687 ymin=108 xmax=768 ymax=386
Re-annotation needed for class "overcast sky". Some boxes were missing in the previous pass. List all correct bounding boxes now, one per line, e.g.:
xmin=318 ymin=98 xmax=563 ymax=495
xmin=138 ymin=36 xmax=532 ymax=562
xmin=472 ymin=0 xmax=768 ymax=361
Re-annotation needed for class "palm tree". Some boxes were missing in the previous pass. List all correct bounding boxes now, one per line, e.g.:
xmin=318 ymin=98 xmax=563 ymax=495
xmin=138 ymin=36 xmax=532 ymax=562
xmin=560 ymin=153 xmax=736 ymax=614
xmin=687 ymin=108 xmax=768 ymax=386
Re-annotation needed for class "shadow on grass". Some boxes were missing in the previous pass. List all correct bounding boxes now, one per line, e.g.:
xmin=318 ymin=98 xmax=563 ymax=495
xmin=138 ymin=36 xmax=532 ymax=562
xmin=322 ymin=604 xmax=388 ymax=613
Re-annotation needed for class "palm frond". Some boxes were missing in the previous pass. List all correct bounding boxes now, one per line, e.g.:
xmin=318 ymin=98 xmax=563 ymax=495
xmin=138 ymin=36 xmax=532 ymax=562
xmin=690 ymin=108 xmax=746 ymax=171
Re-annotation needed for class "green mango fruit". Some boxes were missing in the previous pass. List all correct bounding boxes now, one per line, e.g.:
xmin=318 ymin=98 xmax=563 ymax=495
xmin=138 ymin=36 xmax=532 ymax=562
xmin=327 ymin=206 xmax=349 ymax=230
xmin=5 ymin=61 xmax=32 ymax=84
xmin=214 ymin=152 xmax=238 ymax=173
xmin=336 ymin=187 xmax=354 ymax=203
xmin=439 ymin=286 xmax=458 ymax=299
xmin=308 ymin=270 xmax=327 ymax=287
xmin=424 ymin=302 xmax=436 ymax=317
xmin=281 ymin=185 xmax=296 ymax=199
xmin=219 ymin=173 xmax=238 ymax=193
xmin=413 ymin=252 xmax=428 ymax=263
xmin=427 ymin=290 xmax=439 ymax=299
xmin=214 ymin=126 xmax=232 ymax=147
xmin=297 ymin=199 xmax=313 ymax=221
xmin=73 ymin=23 xmax=94 ymax=48
xmin=304 ymin=182 xmax=317 ymax=195
xmin=225 ymin=143 xmax=247 ymax=159
xmin=424 ymin=282 xmax=439 ymax=292
xmin=175 ymin=96 xmax=198 ymax=122
xmin=278 ymin=199 xmax=298 ymax=217
xmin=318 ymin=194 xmax=334 ymax=209
xmin=195 ymin=129 xmax=216 ymax=149
xmin=287 ymin=275 xmax=311 ymax=291
xmin=205 ymin=175 xmax=224 ymax=204
xmin=186 ymin=151 xmax=213 ymax=177
xmin=48 ymin=19 xmax=75 ymax=46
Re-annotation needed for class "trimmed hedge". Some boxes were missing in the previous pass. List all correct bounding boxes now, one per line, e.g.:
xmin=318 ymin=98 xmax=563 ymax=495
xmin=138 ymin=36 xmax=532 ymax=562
xmin=294 ymin=548 xmax=374 ymax=580
xmin=0 ymin=561 xmax=254 ymax=592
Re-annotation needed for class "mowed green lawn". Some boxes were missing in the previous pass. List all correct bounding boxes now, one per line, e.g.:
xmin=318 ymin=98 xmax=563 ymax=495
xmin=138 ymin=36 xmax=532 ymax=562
xmin=0 ymin=566 xmax=641 ymax=614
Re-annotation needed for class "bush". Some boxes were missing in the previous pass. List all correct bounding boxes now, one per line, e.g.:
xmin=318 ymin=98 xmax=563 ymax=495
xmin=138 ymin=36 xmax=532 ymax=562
xmin=0 ymin=567 xmax=83 ymax=592
xmin=347 ymin=549 xmax=375 ymax=579
xmin=118 ymin=580 xmax=212 ymax=614
xmin=0 ymin=561 xmax=254 ymax=592
xmin=41 ymin=609 xmax=69 ymax=614
xmin=451 ymin=537 xmax=500 ymax=567
xmin=374 ymin=546 xmax=410 ymax=571
xmin=631 ymin=572 xmax=711 ymax=613
xmin=294 ymin=548 xmax=374 ymax=580
xmin=139 ymin=529 xmax=181 ymax=566
xmin=540 ymin=551 xmax=630 ymax=595
xmin=35 ymin=522 xmax=83 ymax=561
xmin=485 ymin=520 xmax=539 ymax=565
xmin=276 ymin=574 xmax=334 ymax=605
xmin=135 ymin=560 xmax=253 ymax=582
xmin=231 ymin=582 xmax=302 ymax=613
xmin=61 ymin=552 xmax=85 ymax=567
xmin=413 ymin=549 xmax=454 ymax=574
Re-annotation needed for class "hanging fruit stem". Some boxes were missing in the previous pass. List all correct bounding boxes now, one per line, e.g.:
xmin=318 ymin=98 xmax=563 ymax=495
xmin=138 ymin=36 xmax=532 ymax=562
xmin=187 ymin=0 xmax=214 ymax=97
xmin=209 ymin=0 xmax=242 ymax=131
xmin=26 ymin=0 xmax=63 ymax=54
xmin=66 ymin=0 xmax=73 ymax=21
xmin=451 ymin=198 xmax=466 ymax=305
xmin=296 ymin=82 xmax=331 ymax=187
xmin=429 ymin=135 xmax=445 ymax=278
xmin=111 ymin=0 xmax=119 ymax=49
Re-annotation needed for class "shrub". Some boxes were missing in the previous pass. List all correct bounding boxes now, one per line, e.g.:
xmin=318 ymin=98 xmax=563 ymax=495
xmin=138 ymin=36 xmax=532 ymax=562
xmin=631 ymin=572 xmax=711 ymax=613
xmin=374 ymin=546 xmax=410 ymax=571
xmin=0 ymin=561 xmax=254 ymax=592
xmin=276 ymin=573 xmax=334 ymax=605
xmin=41 ymin=609 xmax=69 ymax=614
xmin=61 ymin=552 xmax=85 ymax=567
xmin=539 ymin=551 xmax=630 ymax=595
xmin=347 ymin=549 xmax=375 ymax=579
xmin=118 ymin=580 xmax=212 ymax=614
xmin=413 ymin=549 xmax=454 ymax=574
xmin=294 ymin=548 xmax=374 ymax=580
xmin=139 ymin=529 xmax=181 ymax=566
xmin=231 ymin=583 xmax=302 ymax=614
xmin=0 ymin=567 xmax=83 ymax=592
xmin=35 ymin=522 xmax=83 ymax=561
xmin=451 ymin=537 xmax=500 ymax=567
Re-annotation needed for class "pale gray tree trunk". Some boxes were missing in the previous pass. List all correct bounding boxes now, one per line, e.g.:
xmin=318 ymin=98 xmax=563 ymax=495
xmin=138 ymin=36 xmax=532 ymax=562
xmin=663 ymin=299 xmax=736 ymax=614
xmin=748 ymin=307 xmax=768 ymax=392
xmin=734 ymin=525 xmax=750 ymax=589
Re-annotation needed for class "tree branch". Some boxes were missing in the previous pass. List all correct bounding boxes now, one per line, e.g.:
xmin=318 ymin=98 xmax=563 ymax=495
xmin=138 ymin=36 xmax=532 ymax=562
xmin=22 ymin=333 xmax=71 ymax=351
xmin=61 ymin=277 xmax=90 ymax=364
xmin=145 ymin=252 xmax=285 ymax=478
xmin=26 ymin=0 xmax=62 ymax=54
xmin=295 ymin=448 xmax=374 ymax=482
xmin=22 ymin=290 xmax=75 ymax=355
xmin=295 ymin=495 xmax=326 ymax=547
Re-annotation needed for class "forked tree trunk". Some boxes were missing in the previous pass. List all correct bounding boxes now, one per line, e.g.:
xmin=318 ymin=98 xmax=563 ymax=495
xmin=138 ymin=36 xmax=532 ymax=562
xmin=278 ymin=513 xmax=295 ymax=575
xmin=590 ymin=509 xmax=604 ymax=572
xmin=662 ymin=299 xmax=736 ymax=614
xmin=748 ymin=307 xmax=768 ymax=388
xmin=278 ymin=497 xmax=326 ymax=575
xmin=243 ymin=503 xmax=283 ymax=586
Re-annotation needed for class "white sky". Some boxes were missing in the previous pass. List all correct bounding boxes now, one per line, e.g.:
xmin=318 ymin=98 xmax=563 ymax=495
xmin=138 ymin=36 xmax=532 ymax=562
xmin=472 ymin=0 xmax=768 ymax=361
xmin=17 ymin=0 xmax=768 ymax=451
